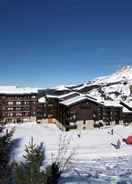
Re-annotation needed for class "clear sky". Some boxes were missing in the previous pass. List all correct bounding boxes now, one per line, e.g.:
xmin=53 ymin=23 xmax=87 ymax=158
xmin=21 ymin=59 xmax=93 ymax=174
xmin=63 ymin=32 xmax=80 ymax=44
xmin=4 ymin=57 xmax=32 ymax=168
xmin=0 ymin=0 xmax=132 ymax=88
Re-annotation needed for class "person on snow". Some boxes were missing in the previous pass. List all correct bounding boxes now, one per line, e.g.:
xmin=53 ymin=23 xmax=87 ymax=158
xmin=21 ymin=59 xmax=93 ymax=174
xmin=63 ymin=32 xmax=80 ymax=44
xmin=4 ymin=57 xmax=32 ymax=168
xmin=116 ymin=139 xmax=121 ymax=149
xmin=111 ymin=139 xmax=121 ymax=149
xmin=108 ymin=129 xmax=114 ymax=135
xmin=111 ymin=129 xmax=114 ymax=135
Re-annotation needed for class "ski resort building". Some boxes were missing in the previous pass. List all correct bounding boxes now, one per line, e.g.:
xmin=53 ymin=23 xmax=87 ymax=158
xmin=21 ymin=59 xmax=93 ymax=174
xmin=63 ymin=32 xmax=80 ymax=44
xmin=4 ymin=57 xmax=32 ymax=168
xmin=0 ymin=86 xmax=38 ymax=123
xmin=0 ymin=86 xmax=132 ymax=130
xmin=37 ymin=91 xmax=124 ymax=131
xmin=57 ymin=96 xmax=123 ymax=131
xmin=120 ymin=101 xmax=132 ymax=125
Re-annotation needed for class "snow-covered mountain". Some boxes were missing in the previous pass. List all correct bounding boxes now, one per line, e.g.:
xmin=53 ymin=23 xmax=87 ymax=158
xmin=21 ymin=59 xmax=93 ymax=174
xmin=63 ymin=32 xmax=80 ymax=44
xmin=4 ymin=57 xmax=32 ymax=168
xmin=93 ymin=65 xmax=132 ymax=85
xmin=89 ymin=65 xmax=132 ymax=102
xmin=52 ymin=65 xmax=132 ymax=103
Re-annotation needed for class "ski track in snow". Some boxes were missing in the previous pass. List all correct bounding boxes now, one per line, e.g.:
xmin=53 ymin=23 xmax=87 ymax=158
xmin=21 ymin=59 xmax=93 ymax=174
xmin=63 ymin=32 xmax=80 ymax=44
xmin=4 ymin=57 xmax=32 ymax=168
xmin=60 ymin=157 xmax=132 ymax=183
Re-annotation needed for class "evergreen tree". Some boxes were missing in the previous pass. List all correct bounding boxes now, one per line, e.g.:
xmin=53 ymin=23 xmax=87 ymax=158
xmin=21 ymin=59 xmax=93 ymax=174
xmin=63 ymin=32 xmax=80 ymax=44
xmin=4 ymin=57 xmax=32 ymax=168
xmin=15 ymin=137 xmax=61 ymax=184
xmin=0 ymin=124 xmax=14 ymax=184
xmin=15 ymin=137 xmax=46 ymax=184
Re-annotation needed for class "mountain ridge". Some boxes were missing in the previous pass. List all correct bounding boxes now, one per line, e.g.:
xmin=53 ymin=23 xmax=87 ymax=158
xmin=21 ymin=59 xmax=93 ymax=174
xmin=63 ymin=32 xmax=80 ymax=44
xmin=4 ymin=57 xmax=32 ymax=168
xmin=52 ymin=65 xmax=132 ymax=104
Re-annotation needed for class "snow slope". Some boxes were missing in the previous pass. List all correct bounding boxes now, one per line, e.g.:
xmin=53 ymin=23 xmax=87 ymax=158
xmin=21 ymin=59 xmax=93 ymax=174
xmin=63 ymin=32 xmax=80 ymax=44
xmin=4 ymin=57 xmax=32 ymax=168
xmin=49 ymin=66 xmax=132 ymax=105
xmin=93 ymin=65 xmax=132 ymax=85
xmin=75 ymin=65 xmax=132 ymax=103
xmin=7 ymin=122 xmax=132 ymax=183
xmin=88 ymin=66 xmax=132 ymax=102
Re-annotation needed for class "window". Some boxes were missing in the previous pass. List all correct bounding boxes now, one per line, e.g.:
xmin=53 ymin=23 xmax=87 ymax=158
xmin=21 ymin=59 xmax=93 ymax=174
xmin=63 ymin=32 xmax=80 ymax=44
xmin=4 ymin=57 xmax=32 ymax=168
xmin=8 ymin=107 xmax=13 ymax=111
xmin=32 ymin=96 xmax=36 ymax=99
xmin=7 ymin=112 xmax=13 ymax=117
xmin=44 ymin=103 xmax=47 ymax=108
xmin=24 ymin=101 xmax=29 ymax=105
xmin=16 ymin=107 xmax=21 ymax=111
xmin=8 ymin=101 xmax=13 ymax=105
xmin=32 ymin=112 xmax=36 ymax=115
xmin=69 ymin=113 xmax=77 ymax=121
xmin=73 ymin=114 xmax=76 ymax=120
xmin=16 ymin=113 xmax=22 ymax=116
xmin=23 ymin=112 xmax=29 ymax=116
xmin=16 ymin=101 xmax=21 ymax=105
xmin=44 ymin=113 xmax=47 ymax=118
xmin=8 ymin=112 xmax=13 ymax=117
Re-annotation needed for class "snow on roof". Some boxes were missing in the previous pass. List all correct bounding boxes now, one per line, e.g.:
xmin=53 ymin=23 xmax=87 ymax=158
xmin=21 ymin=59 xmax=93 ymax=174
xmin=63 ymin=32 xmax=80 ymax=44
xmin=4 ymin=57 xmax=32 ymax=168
xmin=60 ymin=94 xmax=100 ymax=106
xmin=46 ymin=94 xmax=58 ymax=99
xmin=46 ymin=92 xmax=78 ymax=99
xmin=60 ymin=95 xmax=88 ymax=106
xmin=60 ymin=95 xmax=123 ymax=107
xmin=123 ymin=100 xmax=132 ymax=108
xmin=58 ymin=92 xmax=79 ymax=99
xmin=51 ymin=85 xmax=70 ymax=91
xmin=38 ymin=97 xmax=46 ymax=103
xmin=74 ymin=83 xmax=88 ymax=91
xmin=101 ymin=101 xmax=122 ymax=107
xmin=120 ymin=100 xmax=132 ymax=109
xmin=0 ymin=86 xmax=38 ymax=94
xmin=122 ymin=106 xmax=132 ymax=113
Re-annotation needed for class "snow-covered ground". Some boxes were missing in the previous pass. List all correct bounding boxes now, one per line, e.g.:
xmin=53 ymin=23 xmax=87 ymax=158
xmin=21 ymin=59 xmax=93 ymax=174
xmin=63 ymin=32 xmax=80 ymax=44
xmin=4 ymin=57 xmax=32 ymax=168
xmin=7 ymin=122 xmax=132 ymax=183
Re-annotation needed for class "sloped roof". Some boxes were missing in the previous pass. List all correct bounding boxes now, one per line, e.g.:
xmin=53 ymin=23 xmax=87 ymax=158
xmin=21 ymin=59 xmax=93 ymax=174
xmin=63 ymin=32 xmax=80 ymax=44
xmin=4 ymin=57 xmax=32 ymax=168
xmin=60 ymin=94 xmax=101 ymax=106
xmin=46 ymin=92 xmax=78 ymax=99
xmin=122 ymin=106 xmax=132 ymax=113
xmin=120 ymin=101 xmax=132 ymax=113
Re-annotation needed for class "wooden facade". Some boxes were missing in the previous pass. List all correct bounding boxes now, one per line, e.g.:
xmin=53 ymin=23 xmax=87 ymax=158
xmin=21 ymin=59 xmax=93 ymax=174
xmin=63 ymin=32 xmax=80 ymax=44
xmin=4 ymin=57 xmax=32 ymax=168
xmin=102 ymin=106 xmax=122 ymax=125
xmin=57 ymin=99 xmax=123 ymax=131
xmin=0 ymin=93 xmax=37 ymax=123
xmin=58 ymin=99 xmax=102 ymax=130
xmin=0 ymin=89 xmax=132 ymax=130
xmin=36 ymin=91 xmax=132 ymax=130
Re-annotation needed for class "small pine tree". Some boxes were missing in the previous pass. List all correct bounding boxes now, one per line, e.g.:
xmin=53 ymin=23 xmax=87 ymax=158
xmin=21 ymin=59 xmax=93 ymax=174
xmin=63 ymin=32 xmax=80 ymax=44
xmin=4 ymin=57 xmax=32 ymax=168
xmin=24 ymin=137 xmax=44 ymax=167
xmin=15 ymin=137 xmax=46 ymax=184
xmin=0 ymin=124 xmax=14 ymax=184
xmin=14 ymin=137 xmax=61 ymax=184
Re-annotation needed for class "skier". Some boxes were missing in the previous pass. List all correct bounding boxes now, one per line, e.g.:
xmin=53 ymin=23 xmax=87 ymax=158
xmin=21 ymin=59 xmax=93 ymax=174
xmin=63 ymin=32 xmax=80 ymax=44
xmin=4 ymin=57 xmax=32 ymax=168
xmin=111 ymin=129 xmax=114 ymax=135
xmin=116 ymin=139 xmax=121 ymax=149
xmin=111 ymin=139 xmax=121 ymax=149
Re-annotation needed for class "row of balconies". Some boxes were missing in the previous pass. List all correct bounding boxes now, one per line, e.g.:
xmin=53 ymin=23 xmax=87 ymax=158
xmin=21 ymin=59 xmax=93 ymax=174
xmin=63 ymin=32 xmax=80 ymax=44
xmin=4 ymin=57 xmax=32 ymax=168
xmin=0 ymin=103 xmax=37 ymax=107
xmin=0 ymin=107 xmax=34 ymax=111
xmin=0 ymin=95 xmax=36 ymax=99
xmin=0 ymin=98 xmax=38 ymax=103
xmin=1 ymin=109 xmax=31 ymax=112
xmin=1 ymin=113 xmax=31 ymax=117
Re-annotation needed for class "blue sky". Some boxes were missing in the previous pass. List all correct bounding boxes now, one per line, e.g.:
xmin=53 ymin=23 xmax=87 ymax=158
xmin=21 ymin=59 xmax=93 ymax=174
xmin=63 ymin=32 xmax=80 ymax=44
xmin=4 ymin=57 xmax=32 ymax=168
xmin=0 ymin=0 xmax=132 ymax=87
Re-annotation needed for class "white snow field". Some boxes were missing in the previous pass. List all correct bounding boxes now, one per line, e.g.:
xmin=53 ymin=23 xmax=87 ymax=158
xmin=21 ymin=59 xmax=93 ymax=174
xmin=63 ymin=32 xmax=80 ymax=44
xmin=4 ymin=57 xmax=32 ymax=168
xmin=7 ymin=122 xmax=132 ymax=184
